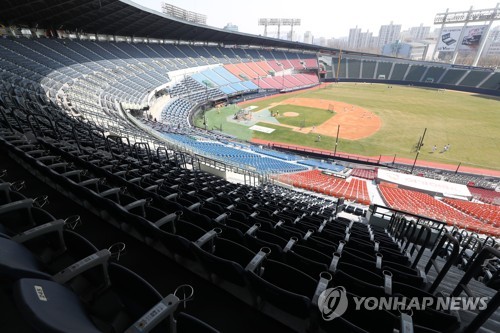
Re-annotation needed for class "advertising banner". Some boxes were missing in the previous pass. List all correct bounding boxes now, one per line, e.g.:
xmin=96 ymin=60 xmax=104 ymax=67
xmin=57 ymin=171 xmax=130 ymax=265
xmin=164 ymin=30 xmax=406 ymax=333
xmin=459 ymin=25 xmax=487 ymax=51
xmin=437 ymin=27 xmax=462 ymax=52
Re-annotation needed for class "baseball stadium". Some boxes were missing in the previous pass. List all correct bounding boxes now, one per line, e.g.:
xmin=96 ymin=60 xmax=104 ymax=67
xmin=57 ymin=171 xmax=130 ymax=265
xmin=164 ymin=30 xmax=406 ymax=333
xmin=0 ymin=1 xmax=499 ymax=333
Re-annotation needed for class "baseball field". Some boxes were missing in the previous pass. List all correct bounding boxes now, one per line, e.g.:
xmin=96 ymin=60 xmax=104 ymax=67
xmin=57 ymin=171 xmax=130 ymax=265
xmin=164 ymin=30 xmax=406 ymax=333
xmin=195 ymin=83 xmax=500 ymax=171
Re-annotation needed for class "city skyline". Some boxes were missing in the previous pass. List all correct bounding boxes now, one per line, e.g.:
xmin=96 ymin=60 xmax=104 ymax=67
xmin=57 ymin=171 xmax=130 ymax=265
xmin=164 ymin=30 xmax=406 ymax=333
xmin=137 ymin=0 xmax=498 ymax=39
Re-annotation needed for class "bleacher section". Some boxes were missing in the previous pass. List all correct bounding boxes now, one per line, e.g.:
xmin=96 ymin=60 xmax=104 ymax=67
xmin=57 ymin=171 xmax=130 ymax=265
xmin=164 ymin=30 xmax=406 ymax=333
xmin=480 ymin=72 xmax=500 ymax=90
xmin=361 ymin=60 xmax=377 ymax=79
xmin=468 ymin=186 xmax=500 ymax=205
xmin=376 ymin=61 xmax=392 ymax=79
xmin=160 ymin=98 xmax=196 ymax=130
xmin=163 ymin=134 xmax=307 ymax=174
xmin=459 ymin=70 xmax=491 ymax=87
xmin=440 ymin=69 xmax=468 ymax=85
xmin=321 ymin=55 xmax=499 ymax=94
xmin=378 ymin=184 xmax=500 ymax=237
xmin=250 ymin=146 xmax=299 ymax=161
xmin=274 ymin=170 xmax=370 ymax=205
xmin=423 ymin=66 xmax=446 ymax=83
xmin=390 ymin=63 xmax=409 ymax=80
xmin=443 ymin=198 xmax=500 ymax=226
xmin=405 ymin=65 xmax=427 ymax=82
xmin=351 ymin=168 xmax=377 ymax=180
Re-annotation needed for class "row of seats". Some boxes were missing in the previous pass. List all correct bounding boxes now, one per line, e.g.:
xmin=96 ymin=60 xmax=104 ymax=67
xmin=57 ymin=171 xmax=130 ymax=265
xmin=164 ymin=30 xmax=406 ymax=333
xmin=251 ymin=74 xmax=319 ymax=92
xmin=0 ymin=163 xmax=220 ymax=333
xmin=351 ymin=168 xmax=377 ymax=180
xmin=274 ymin=170 xmax=370 ymax=205
xmin=468 ymin=186 xmax=500 ymax=205
xmin=191 ymin=67 xmax=258 ymax=96
xmin=0 ymin=37 xmax=318 ymax=153
xmin=0 ymin=140 xmax=450 ymax=330
xmin=162 ymin=134 xmax=308 ymax=174
xmin=443 ymin=198 xmax=500 ymax=226
xmin=378 ymin=185 xmax=500 ymax=237
xmin=2 ymin=102 xmax=499 ymax=332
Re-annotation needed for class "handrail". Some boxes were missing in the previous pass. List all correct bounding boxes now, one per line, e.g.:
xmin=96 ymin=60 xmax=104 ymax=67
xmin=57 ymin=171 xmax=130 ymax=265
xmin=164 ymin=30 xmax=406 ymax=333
xmin=410 ymin=224 xmax=432 ymax=269
xmin=451 ymin=246 xmax=500 ymax=333
xmin=424 ymin=231 xmax=460 ymax=293
xmin=27 ymin=113 xmax=60 ymax=139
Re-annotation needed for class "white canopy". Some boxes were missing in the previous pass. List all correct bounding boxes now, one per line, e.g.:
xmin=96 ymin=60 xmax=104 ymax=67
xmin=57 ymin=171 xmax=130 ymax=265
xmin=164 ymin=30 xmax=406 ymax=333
xmin=377 ymin=169 xmax=472 ymax=199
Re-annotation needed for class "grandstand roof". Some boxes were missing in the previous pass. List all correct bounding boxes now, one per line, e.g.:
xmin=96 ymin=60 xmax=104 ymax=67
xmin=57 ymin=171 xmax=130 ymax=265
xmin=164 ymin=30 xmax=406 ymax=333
xmin=1 ymin=0 xmax=333 ymax=52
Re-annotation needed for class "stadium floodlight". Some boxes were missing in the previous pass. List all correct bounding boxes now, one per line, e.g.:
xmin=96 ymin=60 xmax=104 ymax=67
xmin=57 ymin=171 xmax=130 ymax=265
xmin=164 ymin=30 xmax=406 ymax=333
xmin=162 ymin=2 xmax=207 ymax=25
xmin=258 ymin=18 xmax=269 ymax=26
xmin=268 ymin=18 xmax=281 ymax=25
xmin=258 ymin=18 xmax=301 ymax=39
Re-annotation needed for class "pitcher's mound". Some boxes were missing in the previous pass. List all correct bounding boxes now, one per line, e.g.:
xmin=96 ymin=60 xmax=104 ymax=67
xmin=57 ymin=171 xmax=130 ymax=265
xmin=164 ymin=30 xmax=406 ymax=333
xmin=283 ymin=112 xmax=299 ymax=117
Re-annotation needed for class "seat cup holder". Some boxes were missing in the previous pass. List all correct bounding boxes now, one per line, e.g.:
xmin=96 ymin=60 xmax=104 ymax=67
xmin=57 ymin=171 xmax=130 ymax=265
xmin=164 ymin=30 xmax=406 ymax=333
xmin=260 ymin=247 xmax=272 ymax=256
xmin=10 ymin=180 xmax=26 ymax=192
xmin=33 ymin=195 xmax=49 ymax=208
xmin=108 ymin=242 xmax=126 ymax=261
xmin=174 ymin=284 xmax=195 ymax=310
xmin=64 ymin=215 xmax=82 ymax=230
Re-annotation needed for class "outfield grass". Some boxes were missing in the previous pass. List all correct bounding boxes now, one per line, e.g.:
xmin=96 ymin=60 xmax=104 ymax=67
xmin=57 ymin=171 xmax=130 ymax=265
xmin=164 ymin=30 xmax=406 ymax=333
xmin=200 ymin=84 xmax=500 ymax=170
xmin=269 ymin=104 xmax=335 ymax=128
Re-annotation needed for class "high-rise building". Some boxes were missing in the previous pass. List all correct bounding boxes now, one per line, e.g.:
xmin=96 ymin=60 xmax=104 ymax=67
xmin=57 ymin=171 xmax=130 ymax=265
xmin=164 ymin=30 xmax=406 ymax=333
xmin=359 ymin=30 xmax=373 ymax=49
xmin=303 ymin=31 xmax=313 ymax=44
xmin=316 ymin=37 xmax=327 ymax=47
xmin=409 ymin=24 xmax=430 ymax=41
xmin=378 ymin=21 xmax=402 ymax=48
xmin=287 ymin=30 xmax=298 ymax=42
xmin=223 ymin=23 xmax=238 ymax=32
xmin=348 ymin=26 xmax=373 ymax=51
xmin=348 ymin=26 xmax=361 ymax=49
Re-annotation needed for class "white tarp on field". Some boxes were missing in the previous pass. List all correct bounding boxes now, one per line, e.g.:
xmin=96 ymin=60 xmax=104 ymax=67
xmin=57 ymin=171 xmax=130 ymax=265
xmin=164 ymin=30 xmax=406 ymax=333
xmin=249 ymin=125 xmax=275 ymax=133
xmin=377 ymin=169 xmax=472 ymax=198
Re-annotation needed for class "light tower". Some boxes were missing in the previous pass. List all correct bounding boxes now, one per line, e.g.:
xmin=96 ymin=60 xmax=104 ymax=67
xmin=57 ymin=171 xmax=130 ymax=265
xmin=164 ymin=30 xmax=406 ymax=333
xmin=258 ymin=18 xmax=301 ymax=39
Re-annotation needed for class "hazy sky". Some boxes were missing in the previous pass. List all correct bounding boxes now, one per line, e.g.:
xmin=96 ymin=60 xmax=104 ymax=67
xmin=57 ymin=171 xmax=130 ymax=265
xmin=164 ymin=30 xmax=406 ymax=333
xmin=136 ymin=0 xmax=498 ymax=39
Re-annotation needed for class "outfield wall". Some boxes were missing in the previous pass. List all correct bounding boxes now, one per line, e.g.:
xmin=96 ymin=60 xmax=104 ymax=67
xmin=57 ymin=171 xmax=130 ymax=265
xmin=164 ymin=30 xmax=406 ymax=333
xmin=321 ymin=55 xmax=500 ymax=97
xmin=325 ymin=78 xmax=500 ymax=97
